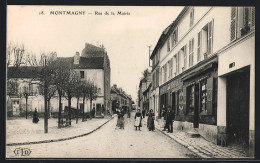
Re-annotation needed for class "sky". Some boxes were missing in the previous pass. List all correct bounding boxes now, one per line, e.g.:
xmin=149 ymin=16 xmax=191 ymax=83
xmin=7 ymin=5 xmax=184 ymax=102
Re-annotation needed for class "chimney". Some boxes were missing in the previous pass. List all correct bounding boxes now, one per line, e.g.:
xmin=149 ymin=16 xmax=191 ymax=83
xmin=52 ymin=52 xmax=57 ymax=61
xmin=113 ymin=84 xmax=117 ymax=89
xmin=74 ymin=52 xmax=80 ymax=64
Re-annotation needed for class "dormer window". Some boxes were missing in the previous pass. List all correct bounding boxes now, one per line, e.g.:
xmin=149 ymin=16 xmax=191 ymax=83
xmin=80 ymin=71 xmax=84 ymax=79
xmin=190 ymin=8 xmax=194 ymax=27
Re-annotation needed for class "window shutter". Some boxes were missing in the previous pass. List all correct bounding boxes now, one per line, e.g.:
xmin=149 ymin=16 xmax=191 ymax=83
xmin=197 ymin=31 xmax=201 ymax=62
xmin=183 ymin=87 xmax=187 ymax=115
xmin=231 ymin=7 xmax=237 ymax=41
xmin=251 ymin=7 xmax=255 ymax=27
xmin=176 ymin=27 xmax=178 ymax=42
xmin=184 ymin=45 xmax=187 ymax=70
xmin=206 ymin=76 xmax=213 ymax=115
xmin=208 ymin=21 xmax=213 ymax=55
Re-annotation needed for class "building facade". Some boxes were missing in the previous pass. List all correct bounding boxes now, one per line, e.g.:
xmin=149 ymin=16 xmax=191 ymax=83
xmin=149 ymin=7 xmax=255 ymax=156
xmin=7 ymin=43 xmax=111 ymax=118
xmin=111 ymin=84 xmax=132 ymax=113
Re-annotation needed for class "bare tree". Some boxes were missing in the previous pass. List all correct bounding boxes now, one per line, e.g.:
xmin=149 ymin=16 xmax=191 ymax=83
xmin=53 ymin=59 xmax=71 ymax=128
xmin=28 ymin=52 xmax=57 ymax=133
xmin=63 ymin=70 xmax=79 ymax=125
xmin=81 ymin=80 xmax=91 ymax=122
xmin=7 ymin=42 xmax=26 ymax=76
xmin=88 ymin=81 xmax=98 ymax=117
xmin=72 ymin=74 xmax=83 ymax=124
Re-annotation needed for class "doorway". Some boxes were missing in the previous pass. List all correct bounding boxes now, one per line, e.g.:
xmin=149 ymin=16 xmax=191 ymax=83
xmin=96 ymin=104 xmax=102 ymax=116
xmin=226 ymin=67 xmax=250 ymax=149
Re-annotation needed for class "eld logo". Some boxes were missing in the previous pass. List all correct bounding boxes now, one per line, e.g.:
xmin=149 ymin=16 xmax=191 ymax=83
xmin=13 ymin=148 xmax=32 ymax=156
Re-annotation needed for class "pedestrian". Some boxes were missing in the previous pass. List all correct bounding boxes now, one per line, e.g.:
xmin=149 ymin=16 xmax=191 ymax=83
xmin=32 ymin=108 xmax=39 ymax=123
xmin=127 ymin=107 xmax=131 ymax=118
xmin=134 ymin=109 xmax=142 ymax=130
xmin=147 ymin=109 xmax=155 ymax=131
xmin=162 ymin=107 xmax=168 ymax=131
xmin=118 ymin=109 xmax=125 ymax=129
xmin=166 ymin=106 xmax=175 ymax=133
xmin=142 ymin=109 xmax=146 ymax=118
xmin=92 ymin=107 xmax=95 ymax=118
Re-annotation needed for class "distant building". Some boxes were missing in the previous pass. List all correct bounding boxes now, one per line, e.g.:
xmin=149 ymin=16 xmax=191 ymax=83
xmin=110 ymin=84 xmax=132 ymax=113
xmin=7 ymin=43 xmax=111 ymax=118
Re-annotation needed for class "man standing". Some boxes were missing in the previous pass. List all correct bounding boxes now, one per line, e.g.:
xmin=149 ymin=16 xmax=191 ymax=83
xmin=166 ymin=106 xmax=175 ymax=133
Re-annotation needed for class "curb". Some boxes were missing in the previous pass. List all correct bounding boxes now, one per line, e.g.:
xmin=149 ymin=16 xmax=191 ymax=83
xmin=153 ymin=122 xmax=209 ymax=158
xmin=7 ymin=116 xmax=114 ymax=146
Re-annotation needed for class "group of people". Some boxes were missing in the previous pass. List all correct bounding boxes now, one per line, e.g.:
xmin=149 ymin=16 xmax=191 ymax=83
xmin=116 ymin=106 xmax=175 ymax=133
xmin=161 ymin=106 xmax=175 ymax=133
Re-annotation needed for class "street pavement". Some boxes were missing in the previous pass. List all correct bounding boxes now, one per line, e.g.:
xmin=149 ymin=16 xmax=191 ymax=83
xmin=6 ymin=112 xmax=198 ymax=158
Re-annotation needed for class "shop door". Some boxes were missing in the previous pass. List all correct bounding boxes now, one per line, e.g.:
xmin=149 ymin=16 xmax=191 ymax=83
xmin=226 ymin=68 xmax=250 ymax=148
xmin=194 ymin=83 xmax=200 ymax=128
xmin=171 ymin=92 xmax=176 ymax=113
xmin=96 ymin=104 xmax=102 ymax=116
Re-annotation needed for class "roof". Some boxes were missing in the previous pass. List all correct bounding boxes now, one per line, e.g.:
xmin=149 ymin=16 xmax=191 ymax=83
xmin=8 ymin=56 xmax=104 ymax=79
xmin=150 ymin=6 xmax=189 ymax=59
xmin=56 ymin=57 xmax=104 ymax=69
xmin=81 ymin=43 xmax=106 ymax=58
xmin=8 ymin=66 xmax=40 ymax=78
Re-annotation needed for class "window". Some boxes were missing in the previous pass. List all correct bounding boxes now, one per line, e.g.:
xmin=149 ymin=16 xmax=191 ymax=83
xmin=164 ymin=64 xmax=167 ymax=82
xmin=80 ymin=71 xmax=84 ymax=79
xmin=152 ymin=73 xmax=155 ymax=89
xmin=171 ymin=28 xmax=178 ymax=47
xmin=167 ymin=39 xmax=170 ymax=52
xmin=169 ymin=59 xmax=173 ymax=79
xmin=231 ymin=7 xmax=255 ymax=41
xmin=201 ymin=20 xmax=213 ymax=59
xmin=197 ymin=32 xmax=201 ymax=62
xmin=190 ymin=8 xmax=194 ymax=27
xmin=189 ymin=38 xmax=194 ymax=67
xmin=156 ymin=68 xmax=159 ymax=87
xmin=181 ymin=45 xmax=187 ymax=71
xmin=159 ymin=67 xmax=163 ymax=85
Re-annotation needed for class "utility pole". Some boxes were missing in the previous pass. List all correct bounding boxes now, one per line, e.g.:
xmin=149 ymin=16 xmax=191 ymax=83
xmin=148 ymin=45 xmax=152 ymax=67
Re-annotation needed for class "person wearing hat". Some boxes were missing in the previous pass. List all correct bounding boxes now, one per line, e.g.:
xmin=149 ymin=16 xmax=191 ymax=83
xmin=147 ymin=109 xmax=155 ymax=131
xmin=134 ymin=109 xmax=142 ymax=130
xmin=166 ymin=106 xmax=175 ymax=133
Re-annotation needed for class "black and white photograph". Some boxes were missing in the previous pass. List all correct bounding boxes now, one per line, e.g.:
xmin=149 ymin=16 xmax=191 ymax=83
xmin=5 ymin=5 xmax=255 ymax=159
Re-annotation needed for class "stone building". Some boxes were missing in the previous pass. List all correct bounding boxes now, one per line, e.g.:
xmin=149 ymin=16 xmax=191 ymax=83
xmin=7 ymin=43 xmax=111 ymax=118
xmin=149 ymin=7 xmax=255 ymax=156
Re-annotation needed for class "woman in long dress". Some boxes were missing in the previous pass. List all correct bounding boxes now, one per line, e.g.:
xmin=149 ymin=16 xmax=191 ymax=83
xmin=118 ymin=109 xmax=125 ymax=129
xmin=147 ymin=109 xmax=155 ymax=131
xmin=134 ymin=109 xmax=142 ymax=130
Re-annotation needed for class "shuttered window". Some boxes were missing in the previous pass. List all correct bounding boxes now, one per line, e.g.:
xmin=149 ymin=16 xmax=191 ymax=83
xmin=208 ymin=20 xmax=213 ymax=55
xmin=189 ymin=38 xmax=194 ymax=67
xmin=197 ymin=31 xmax=201 ymax=62
xmin=231 ymin=7 xmax=237 ymax=41
xmin=183 ymin=45 xmax=187 ymax=71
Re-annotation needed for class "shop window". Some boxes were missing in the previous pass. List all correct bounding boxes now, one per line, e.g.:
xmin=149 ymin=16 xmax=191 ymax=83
xmin=187 ymin=85 xmax=195 ymax=115
xmin=200 ymin=79 xmax=207 ymax=113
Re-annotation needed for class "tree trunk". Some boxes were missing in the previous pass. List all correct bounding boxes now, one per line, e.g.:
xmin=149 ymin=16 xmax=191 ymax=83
xmin=82 ymin=95 xmax=85 ymax=122
xmin=47 ymin=99 xmax=50 ymax=119
xmin=76 ymin=97 xmax=79 ymax=124
xmin=90 ymin=99 xmax=93 ymax=118
xmin=44 ymin=90 xmax=48 ymax=133
xmin=58 ymin=92 xmax=62 ymax=128
xmin=68 ymin=94 xmax=72 ymax=125
xmin=25 ymin=97 xmax=28 ymax=119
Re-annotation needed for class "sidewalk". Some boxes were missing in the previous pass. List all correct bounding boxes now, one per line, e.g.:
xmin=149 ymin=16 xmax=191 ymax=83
xmin=143 ymin=117 xmax=250 ymax=159
xmin=6 ymin=115 xmax=115 ymax=146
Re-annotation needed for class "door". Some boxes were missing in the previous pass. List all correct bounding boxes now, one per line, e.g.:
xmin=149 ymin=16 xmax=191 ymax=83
xmin=171 ymin=92 xmax=176 ymax=113
xmin=194 ymin=83 xmax=200 ymax=128
xmin=96 ymin=104 xmax=102 ymax=116
xmin=227 ymin=68 xmax=250 ymax=148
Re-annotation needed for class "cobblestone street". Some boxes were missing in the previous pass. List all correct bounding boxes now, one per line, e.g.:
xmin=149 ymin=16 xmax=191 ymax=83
xmin=6 ymin=113 xmax=198 ymax=158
